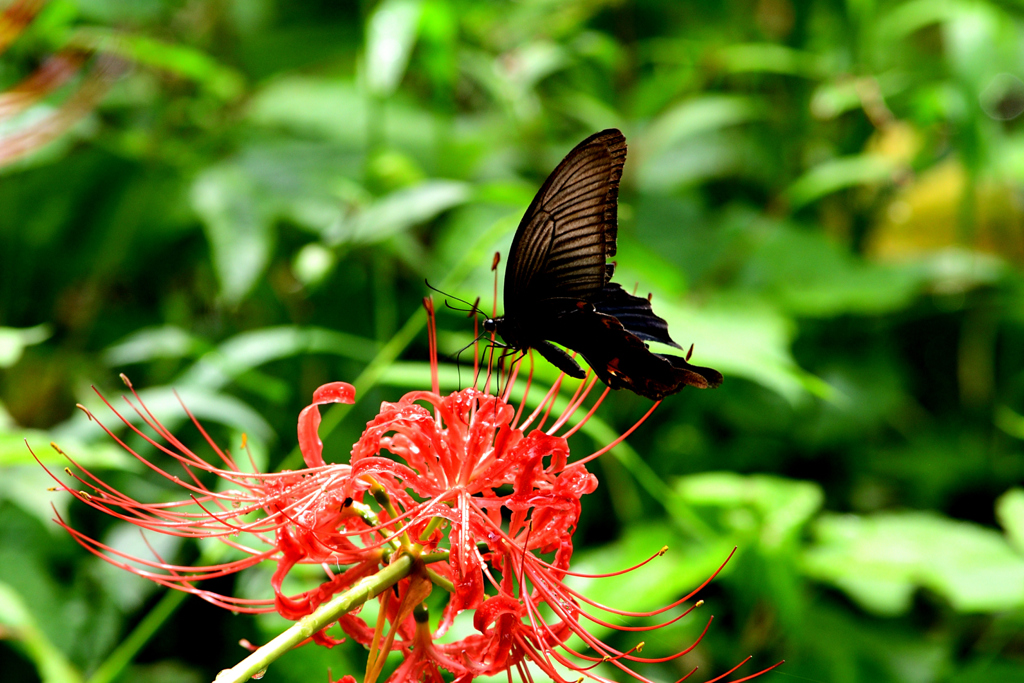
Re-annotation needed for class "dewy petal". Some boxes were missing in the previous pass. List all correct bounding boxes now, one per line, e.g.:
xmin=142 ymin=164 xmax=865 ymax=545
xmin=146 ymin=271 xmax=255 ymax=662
xmin=297 ymin=381 xmax=356 ymax=468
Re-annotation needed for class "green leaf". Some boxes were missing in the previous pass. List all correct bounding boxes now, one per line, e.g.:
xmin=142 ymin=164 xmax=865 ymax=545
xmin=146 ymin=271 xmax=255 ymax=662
xmin=68 ymin=28 xmax=244 ymax=100
xmin=996 ymin=488 xmax=1024 ymax=556
xmin=365 ymin=0 xmax=424 ymax=97
xmin=248 ymin=78 xmax=369 ymax=144
xmin=3 ymin=430 xmax=133 ymax=468
xmin=940 ymin=3 xmax=1013 ymax=85
xmin=551 ymin=90 xmax=623 ymax=133
xmin=246 ymin=76 xmax=439 ymax=154
xmin=787 ymin=154 xmax=900 ymax=209
xmin=0 ymin=581 xmax=84 ymax=683
xmin=506 ymin=41 xmax=570 ymax=90
xmin=717 ymin=43 xmax=828 ymax=79
xmin=96 ymin=523 xmax=182 ymax=612
xmin=675 ymin=472 xmax=824 ymax=549
xmin=811 ymin=72 xmax=911 ymax=120
xmin=189 ymin=141 xmax=366 ymax=302
xmin=179 ymin=326 xmax=379 ymax=390
xmin=655 ymin=293 xmax=833 ymax=404
xmin=70 ymin=0 xmax=163 ymax=24
xmin=635 ymin=95 xmax=765 ymax=192
xmin=2 ymin=430 xmax=134 ymax=526
xmin=995 ymin=405 xmax=1024 ymax=440
xmin=190 ymin=163 xmax=276 ymax=305
xmin=640 ymin=94 xmax=763 ymax=154
xmin=102 ymin=326 xmax=206 ymax=366
xmin=332 ymin=180 xmax=471 ymax=246
xmin=803 ymin=512 xmax=1024 ymax=615
xmin=0 ymin=324 xmax=51 ymax=368
xmin=459 ymin=42 xmax=569 ymax=119
xmin=737 ymin=226 xmax=925 ymax=316
xmin=636 ymin=132 xmax=764 ymax=192
xmin=877 ymin=0 xmax=964 ymax=42
xmin=908 ymin=247 xmax=1007 ymax=293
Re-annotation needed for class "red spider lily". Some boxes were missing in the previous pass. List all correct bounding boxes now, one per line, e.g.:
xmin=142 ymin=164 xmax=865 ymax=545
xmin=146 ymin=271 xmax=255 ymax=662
xmin=36 ymin=300 xmax=781 ymax=683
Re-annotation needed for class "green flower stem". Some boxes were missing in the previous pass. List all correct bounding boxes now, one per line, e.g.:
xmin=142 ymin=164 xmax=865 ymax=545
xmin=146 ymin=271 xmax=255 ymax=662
xmin=351 ymin=499 xmax=403 ymax=551
xmin=88 ymin=589 xmax=187 ymax=683
xmin=356 ymin=490 xmax=452 ymax=592
xmin=213 ymin=551 xmax=448 ymax=683
xmin=368 ymin=479 xmax=414 ymax=550
xmin=418 ymin=516 xmax=446 ymax=541
xmin=425 ymin=566 xmax=455 ymax=593
xmin=418 ymin=550 xmax=448 ymax=563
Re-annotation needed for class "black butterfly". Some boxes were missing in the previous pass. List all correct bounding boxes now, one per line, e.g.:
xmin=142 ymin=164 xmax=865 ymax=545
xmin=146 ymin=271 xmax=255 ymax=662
xmin=482 ymin=128 xmax=722 ymax=400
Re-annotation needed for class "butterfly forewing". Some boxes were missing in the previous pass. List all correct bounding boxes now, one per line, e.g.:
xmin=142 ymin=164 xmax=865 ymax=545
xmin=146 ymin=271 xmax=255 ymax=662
xmin=488 ymin=127 xmax=722 ymax=400
xmin=505 ymin=129 xmax=626 ymax=315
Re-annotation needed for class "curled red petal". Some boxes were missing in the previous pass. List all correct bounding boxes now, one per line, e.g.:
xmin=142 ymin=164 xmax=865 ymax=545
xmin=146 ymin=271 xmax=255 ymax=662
xmin=312 ymin=382 xmax=356 ymax=405
xmin=298 ymin=382 xmax=356 ymax=468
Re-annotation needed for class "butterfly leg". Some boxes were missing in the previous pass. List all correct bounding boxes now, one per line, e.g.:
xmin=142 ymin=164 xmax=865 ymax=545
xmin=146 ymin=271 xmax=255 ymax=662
xmin=480 ymin=338 xmax=517 ymax=392
xmin=533 ymin=340 xmax=586 ymax=379
xmin=496 ymin=347 xmax=522 ymax=399
xmin=453 ymin=331 xmax=493 ymax=390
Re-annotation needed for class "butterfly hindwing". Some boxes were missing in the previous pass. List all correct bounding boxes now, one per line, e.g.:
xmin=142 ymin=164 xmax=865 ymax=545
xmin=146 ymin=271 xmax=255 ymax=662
xmin=549 ymin=307 xmax=722 ymax=400
xmin=592 ymin=282 xmax=681 ymax=349
xmin=505 ymin=129 xmax=626 ymax=316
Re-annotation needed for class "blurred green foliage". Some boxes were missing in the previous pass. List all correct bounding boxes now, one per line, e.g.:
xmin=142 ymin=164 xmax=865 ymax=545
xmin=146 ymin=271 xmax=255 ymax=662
xmin=3 ymin=0 xmax=1024 ymax=681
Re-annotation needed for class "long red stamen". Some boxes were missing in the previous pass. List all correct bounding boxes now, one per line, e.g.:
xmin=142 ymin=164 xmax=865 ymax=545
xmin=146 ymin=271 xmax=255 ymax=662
xmin=559 ymin=548 xmax=737 ymax=616
xmin=575 ymin=400 xmax=661 ymax=465
xmin=561 ymin=385 xmax=610 ymax=438
xmin=718 ymin=660 xmax=785 ymax=683
xmin=424 ymin=297 xmax=441 ymax=396
xmin=511 ymin=351 xmax=536 ymax=429
xmin=548 ymin=373 xmax=598 ymax=434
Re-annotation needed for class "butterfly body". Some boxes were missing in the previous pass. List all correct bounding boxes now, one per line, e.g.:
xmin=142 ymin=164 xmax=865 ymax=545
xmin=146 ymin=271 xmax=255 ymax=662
xmin=485 ymin=129 xmax=722 ymax=400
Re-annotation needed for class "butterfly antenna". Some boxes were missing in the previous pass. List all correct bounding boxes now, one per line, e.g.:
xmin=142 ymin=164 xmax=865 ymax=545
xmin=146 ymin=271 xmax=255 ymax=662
xmin=424 ymin=279 xmax=485 ymax=317
xmin=444 ymin=295 xmax=482 ymax=319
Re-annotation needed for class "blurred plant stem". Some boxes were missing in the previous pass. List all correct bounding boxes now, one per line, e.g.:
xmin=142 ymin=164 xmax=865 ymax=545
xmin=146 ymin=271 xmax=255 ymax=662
xmin=86 ymin=590 xmax=187 ymax=683
xmin=86 ymin=545 xmax=225 ymax=683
